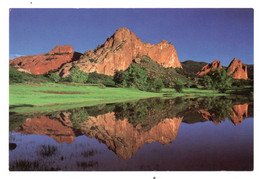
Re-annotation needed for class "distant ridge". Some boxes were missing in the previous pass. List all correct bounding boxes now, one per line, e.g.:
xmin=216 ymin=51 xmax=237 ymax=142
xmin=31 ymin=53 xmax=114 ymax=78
xmin=181 ymin=60 xmax=208 ymax=74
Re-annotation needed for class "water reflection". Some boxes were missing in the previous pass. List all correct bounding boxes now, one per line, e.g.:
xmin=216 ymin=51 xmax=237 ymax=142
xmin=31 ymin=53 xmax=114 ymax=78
xmin=9 ymin=96 xmax=253 ymax=170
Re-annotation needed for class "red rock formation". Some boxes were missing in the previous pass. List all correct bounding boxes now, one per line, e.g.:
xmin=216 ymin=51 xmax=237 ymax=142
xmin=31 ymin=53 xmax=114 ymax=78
xmin=197 ymin=59 xmax=222 ymax=75
xmin=15 ymin=115 xmax=75 ymax=144
xmin=81 ymin=112 xmax=183 ymax=159
xmin=227 ymin=58 xmax=248 ymax=80
xmin=9 ymin=45 xmax=80 ymax=75
xmin=229 ymin=103 xmax=248 ymax=125
xmin=59 ymin=27 xmax=182 ymax=76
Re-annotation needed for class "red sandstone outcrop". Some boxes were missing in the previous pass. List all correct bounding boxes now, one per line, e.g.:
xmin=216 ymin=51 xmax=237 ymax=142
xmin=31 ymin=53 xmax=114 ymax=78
xmin=229 ymin=103 xmax=248 ymax=125
xmin=81 ymin=112 xmax=183 ymax=159
xmin=9 ymin=45 xmax=81 ymax=75
xmin=197 ymin=59 xmax=222 ymax=75
xmin=14 ymin=115 xmax=75 ymax=144
xmin=59 ymin=27 xmax=182 ymax=76
xmin=50 ymin=45 xmax=73 ymax=54
xmin=227 ymin=58 xmax=248 ymax=80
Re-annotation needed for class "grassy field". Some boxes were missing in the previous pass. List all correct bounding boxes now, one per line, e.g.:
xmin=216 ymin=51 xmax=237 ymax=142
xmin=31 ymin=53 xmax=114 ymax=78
xmin=9 ymin=82 xmax=228 ymax=113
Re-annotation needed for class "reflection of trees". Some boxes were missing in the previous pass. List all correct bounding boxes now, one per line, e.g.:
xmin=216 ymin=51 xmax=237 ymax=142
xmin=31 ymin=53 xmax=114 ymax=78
xmin=70 ymin=109 xmax=89 ymax=129
xmin=10 ymin=96 xmax=253 ymax=161
xmin=200 ymin=97 xmax=233 ymax=122
xmin=114 ymin=98 xmax=165 ymax=127
xmin=180 ymin=96 xmax=252 ymax=124
xmin=113 ymin=98 xmax=186 ymax=130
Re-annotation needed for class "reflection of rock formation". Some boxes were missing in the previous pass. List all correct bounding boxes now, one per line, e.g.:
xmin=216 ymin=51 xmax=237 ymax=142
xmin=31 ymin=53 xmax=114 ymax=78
xmin=12 ymin=98 xmax=252 ymax=159
xmin=229 ymin=104 xmax=248 ymax=125
xmin=81 ymin=112 xmax=182 ymax=159
xmin=197 ymin=109 xmax=220 ymax=125
xmin=15 ymin=115 xmax=75 ymax=144
xmin=197 ymin=103 xmax=249 ymax=125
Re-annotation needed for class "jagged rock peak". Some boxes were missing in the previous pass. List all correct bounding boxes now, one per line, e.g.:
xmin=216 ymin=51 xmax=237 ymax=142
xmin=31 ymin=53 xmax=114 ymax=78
xmin=60 ymin=27 xmax=182 ymax=76
xmin=197 ymin=59 xmax=222 ymax=75
xmin=49 ymin=45 xmax=74 ymax=54
xmin=227 ymin=58 xmax=248 ymax=80
xmin=9 ymin=45 xmax=78 ymax=75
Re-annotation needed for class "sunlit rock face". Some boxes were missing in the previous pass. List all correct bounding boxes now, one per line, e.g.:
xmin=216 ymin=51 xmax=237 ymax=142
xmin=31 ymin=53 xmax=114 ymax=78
xmin=9 ymin=45 xmax=81 ymax=75
xmin=14 ymin=114 xmax=75 ymax=144
xmin=81 ymin=112 xmax=183 ymax=159
xmin=197 ymin=58 xmax=248 ymax=80
xmin=59 ymin=27 xmax=182 ymax=77
xmin=197 ymin=59 xmax=222 ymax=76
xmin=229 ymin=103 xmax=248 ymax=125
xmin=227 ymin=58 xmax=248 ymax=80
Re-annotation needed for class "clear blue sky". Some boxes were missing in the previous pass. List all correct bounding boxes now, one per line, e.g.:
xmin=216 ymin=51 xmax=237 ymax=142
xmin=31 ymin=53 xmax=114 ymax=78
xmin=9 ymin=8 xmax=253 ymax=66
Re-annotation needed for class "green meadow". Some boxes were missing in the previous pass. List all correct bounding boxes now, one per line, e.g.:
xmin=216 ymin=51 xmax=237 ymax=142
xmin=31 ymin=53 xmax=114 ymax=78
xmin=9 ymin=82 xmax=228 ymax=113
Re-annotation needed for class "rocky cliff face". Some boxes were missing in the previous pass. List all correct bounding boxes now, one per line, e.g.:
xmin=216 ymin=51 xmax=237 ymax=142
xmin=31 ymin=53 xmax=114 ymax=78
xmin=9 ymin=45 xmax=81 ymax=75
xmin=59 ymin=27 xmax=182 ymax=76
xmin=197 ymin=59 xmax=222 ymax=75
xmin=197 ymin=58 xmax=248 ymax=80
xmin=227 ymin=58 xmax=248 ymax=80
xmin=10 ymin=28 xmax=182 ymax=76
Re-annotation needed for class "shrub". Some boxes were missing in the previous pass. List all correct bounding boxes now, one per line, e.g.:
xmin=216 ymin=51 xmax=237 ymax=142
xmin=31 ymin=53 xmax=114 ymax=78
xmin=203 ymin=69 xmax=232 ymax=93
xmin=70 ymin=65 xmax=89 ymax=83
xmin=126 ymin=64 xmax=148 ymax=90
xmin=9 ymin=66 xmax=26 ymax=83
xmin=185 ymin=81 xmax=193 ymax=88
xmin=113 ymin=70 xmax=128 ymax=87
xmin=173 ymin=80 xmax=184 ymax=93
xmin=147 ymin=77 xmax=164 ymax=92
xmin=49 ymin=73 xmax=60 ymax=83
xmin=97 ymin=83 xmax=105 ymax=89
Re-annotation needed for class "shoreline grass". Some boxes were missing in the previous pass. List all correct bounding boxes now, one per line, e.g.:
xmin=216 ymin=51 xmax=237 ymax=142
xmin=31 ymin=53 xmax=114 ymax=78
xmin=9 ymin=82 xmax=233 ymax=113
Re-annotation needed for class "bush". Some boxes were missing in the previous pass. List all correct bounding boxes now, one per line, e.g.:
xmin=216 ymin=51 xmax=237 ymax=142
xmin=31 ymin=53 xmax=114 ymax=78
xmin=127 ymin=64 xmax=148 ymax=90
xmin=49 ymin=73 xmax=60 ymax=83
xmin=70 ymin=65 xmax=88 ymax=83
xmin=97 ymin=83 xmax=105 ymax=89
xmin=173 ymin=80 xmax=184 ymax=93
xmin=113 ymin=64 xmax=148 ymax=90
xmin=185 ymin=81 xmax=193 ymax=88
xmin=113 ymin=70 xmax=128 ymax=87
xmin=147 ymin=77 xmax=164 ymax=92
xmin=9 ymin=66 xmax=26 ymax=83
xmin=203 ymin=69 xmax=232 ymax=93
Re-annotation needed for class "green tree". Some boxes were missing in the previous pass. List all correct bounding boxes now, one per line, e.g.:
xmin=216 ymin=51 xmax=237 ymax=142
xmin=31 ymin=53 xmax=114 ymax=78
xmin=147 ymin=77 xmax=164 ymax=92
xmin=202 ymin=75 xmax=213 ymax=89
xmin=173 ymin=80 xmax=184 ymax=93
xmin=185 ymin=81 xmax=193 ymax=88
xmin=49 ymin=73 xmax=60 ymax=83
xmin=9 ymin=66 xmax=25 ymax=83
xmin=113 ymin=70 xmax=128 ymax=87
xmin=126 ymin=64 xmax=148 ymax=90
xmin=204 ymin=69 xmax=232 ymax=93
xmin=70 ymin=65 xmax=88 ymax=83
